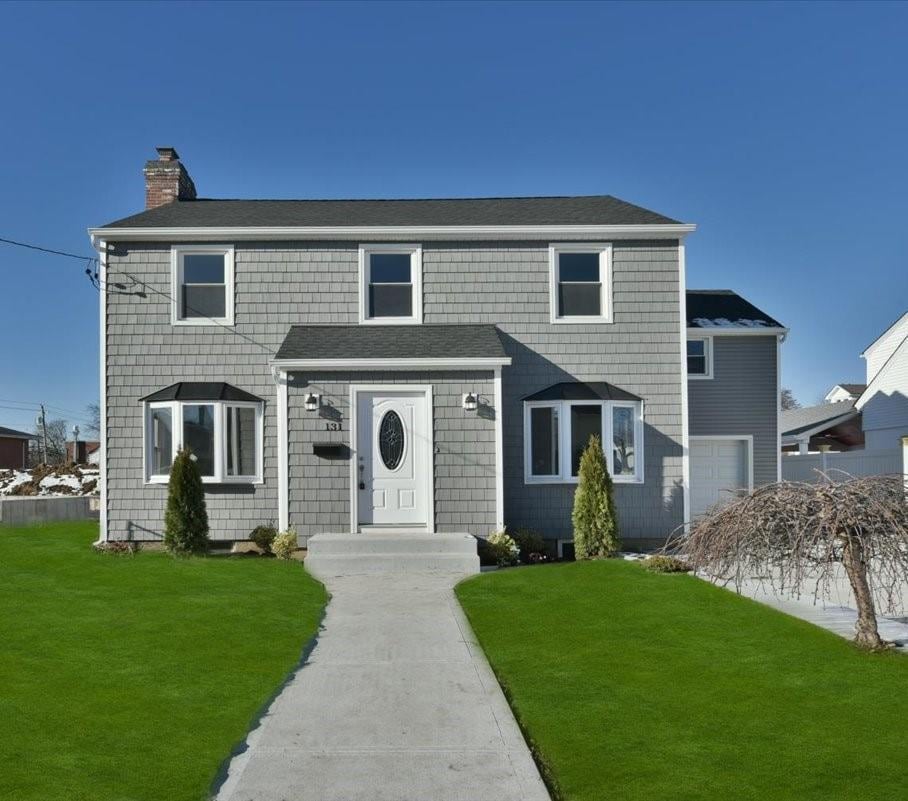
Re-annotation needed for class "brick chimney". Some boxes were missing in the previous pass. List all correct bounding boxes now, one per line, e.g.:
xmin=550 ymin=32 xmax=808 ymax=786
xmin=143 ymin=146 xmax=197 ymax=209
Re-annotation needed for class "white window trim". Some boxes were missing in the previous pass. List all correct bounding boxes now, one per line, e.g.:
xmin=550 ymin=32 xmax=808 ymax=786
xmin=358 ymin=244 xmax=423 ymax=325
xmin=170 ymin=245 xmax=235 ymax=326
xmin=687 ymin=336 xmax=713 ymax=379
xmin=143 ymin=399 xmax=263 ymax=485
xmin=523 ymin=398 xmax=644 ymax=485
xmin=549 ymin=243 xmax=613 ymax=324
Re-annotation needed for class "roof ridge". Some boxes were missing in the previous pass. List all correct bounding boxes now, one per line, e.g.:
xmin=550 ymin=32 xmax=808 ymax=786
xmin=186 ymin=194 xmax=624 ymax=203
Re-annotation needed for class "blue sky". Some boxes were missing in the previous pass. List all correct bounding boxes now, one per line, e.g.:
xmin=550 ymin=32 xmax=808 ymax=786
xmin=1 ymin=1 xmax=906 ymax=433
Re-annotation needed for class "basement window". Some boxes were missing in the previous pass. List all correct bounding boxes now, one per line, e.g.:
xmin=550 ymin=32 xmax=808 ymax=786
xmin=171 ymin=245 xmax=235 ymax=325
xmin=359 ymin=244 xmax=423 ymax=324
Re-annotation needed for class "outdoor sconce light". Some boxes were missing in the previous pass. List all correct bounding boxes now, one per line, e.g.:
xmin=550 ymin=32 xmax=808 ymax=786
xmin=462 ymin=392 xmax=479 ymax=412
xmin=304 ymin=393 xmax=320 ymax=412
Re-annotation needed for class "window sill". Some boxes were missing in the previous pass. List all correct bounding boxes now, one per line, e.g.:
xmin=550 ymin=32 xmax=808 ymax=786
xmin=171 ymin=318 xmax=234 ymax=327
xmin=360 ymin=317 xmax=422 ymax=326
xmin=551 ymin=316 xmax=613 ymax=325
xmin=145 ymin=478 xmax=263 ymax=486
xmin=688 ymin=374 xmax=713 ymax=381
xmin=524 ymin=475 xmax=643 ymax=486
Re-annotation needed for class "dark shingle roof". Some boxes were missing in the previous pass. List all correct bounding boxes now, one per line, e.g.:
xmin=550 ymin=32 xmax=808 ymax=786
xmin=686 ymin=289 xmax=785 ymax=330
xmin=274 ymin=324 xmax=507 ymax=362
xmin=100 ymin=195 xmax=681 ymax=229
xmin=0 ymin=426 xmax=36 ymax=439
xmin=140 ymin=382 xmax=263 ymax=403
xmin=523 ymin=382 xmax=642 ymax=402
xmin=780 ymin=401 xmax=858 ymax=438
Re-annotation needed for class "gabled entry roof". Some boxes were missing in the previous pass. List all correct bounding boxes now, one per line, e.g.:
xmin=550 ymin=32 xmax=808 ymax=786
xmin=523 ymin=381 xmax=642 ymax=402
xmin=273 ymin=324 xmax=511 ymax=368
xmin=140 ymin=382 xmax=263 ymax=403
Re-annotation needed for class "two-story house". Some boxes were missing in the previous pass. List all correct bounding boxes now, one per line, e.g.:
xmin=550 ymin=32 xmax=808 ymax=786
xmin=88 ymin=147 xmax=785 ymax=558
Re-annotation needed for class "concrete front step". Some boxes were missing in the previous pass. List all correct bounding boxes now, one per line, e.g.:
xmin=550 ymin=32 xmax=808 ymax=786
xmin=304 ymin=532 xmax=480 ymax=579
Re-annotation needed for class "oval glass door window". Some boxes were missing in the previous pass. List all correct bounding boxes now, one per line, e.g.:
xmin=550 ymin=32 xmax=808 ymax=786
xmin=378 ymin=411 xmax=405 ymax=470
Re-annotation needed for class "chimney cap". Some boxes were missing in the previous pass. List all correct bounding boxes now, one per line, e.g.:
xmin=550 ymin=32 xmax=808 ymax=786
xmin=155 ymin=146 xmax=180 ymax=162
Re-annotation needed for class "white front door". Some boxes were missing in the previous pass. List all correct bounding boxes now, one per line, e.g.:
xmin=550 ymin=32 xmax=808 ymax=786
xmin=689 ymin=438 xmax=750 ymax=519
xmin=356 ymin=390 xmax=430 ymax=528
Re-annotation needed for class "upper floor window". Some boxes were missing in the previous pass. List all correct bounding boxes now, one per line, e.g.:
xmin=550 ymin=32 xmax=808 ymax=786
xmin=171 ymin=245 xmax=235 ymax=326
xmin=359 ymin=244 xmax=422 ymax=324
xmin=524 ymin=399 xmax=643 ymax=484
xmin=549 ymin=244 xmax=613 ymax=324
xmin=687 ymin=337 xmax=712 ymax=378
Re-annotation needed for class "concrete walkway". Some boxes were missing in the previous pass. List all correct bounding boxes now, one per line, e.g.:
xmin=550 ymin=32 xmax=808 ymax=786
xmin=214 ymin=571 xmax=551 ymax=801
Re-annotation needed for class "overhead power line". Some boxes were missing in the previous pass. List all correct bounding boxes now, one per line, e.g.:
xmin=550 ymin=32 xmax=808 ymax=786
xmin=0 ymin=236 xmax=96 ymax=263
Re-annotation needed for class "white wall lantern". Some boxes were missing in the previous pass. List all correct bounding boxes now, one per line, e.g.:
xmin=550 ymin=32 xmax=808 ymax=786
xmin=304 ymin=393 xmax=320 ymax=412
xmin=462 ymin=392 xmax=478 ymax=412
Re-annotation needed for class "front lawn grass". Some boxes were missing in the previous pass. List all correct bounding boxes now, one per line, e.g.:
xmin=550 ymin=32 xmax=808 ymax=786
xmin=456 ymin=560 xmax=908 ymax=801
xmin=0 ymin=522 xmax=326 ymax=801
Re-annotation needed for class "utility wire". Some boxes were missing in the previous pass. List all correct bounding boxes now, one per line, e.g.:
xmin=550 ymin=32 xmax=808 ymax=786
xmin=0 ymin=236 xmax=96 ymax=263
xmin=1 ymin=233 xmax=275 ymax=355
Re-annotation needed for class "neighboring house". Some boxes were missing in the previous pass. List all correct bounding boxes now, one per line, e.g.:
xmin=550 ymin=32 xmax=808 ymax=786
xmin=88 ymin=147 xmax=783 ymax=550
xmin=685 ymin=290 xmax=787 ymax=518
xmin=781 ymin=401 xmax=864 ymax=454
xmin=0 ymin=427 xmax=35 ymax=470
xmin=66 ymin=441 xmax=101 ymax=465
xmin=824 ymin=383 xmax=866 ymax=404
xmin=855 ymin=311 xmax=908 ymax=450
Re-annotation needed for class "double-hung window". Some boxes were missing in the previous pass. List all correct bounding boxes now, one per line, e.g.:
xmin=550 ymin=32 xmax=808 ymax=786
xmin=359 ymin=244 xmax=422 ymax=324
xmin=145 ymin=399 xmax=262 ymax=484
xmin=549 ymin=243 xmax=612 ymax=323
xmin=524 ymin=399 xmax=643 ymax=483
xmin=687 ymin=337 xmax=712 ymax=378
xmin=171 ymin=245 xmax=235 ymax=325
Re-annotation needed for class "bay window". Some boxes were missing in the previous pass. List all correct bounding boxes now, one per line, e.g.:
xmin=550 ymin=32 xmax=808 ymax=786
xmin=524 ymin=398 xmax=643 ymax=483
xmin=145 ymin=400 xmax=262 ymax=484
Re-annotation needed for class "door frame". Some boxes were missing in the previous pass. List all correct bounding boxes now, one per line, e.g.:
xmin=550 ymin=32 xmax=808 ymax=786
xmin=688 ymin=435 xmax=754 ymax=519
xmin=349 ymin=384 xmax=435 ymax=534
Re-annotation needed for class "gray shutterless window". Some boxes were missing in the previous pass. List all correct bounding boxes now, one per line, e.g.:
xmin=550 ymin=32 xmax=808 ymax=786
xmin=558 ymin=252 xmax=601 ymax=317
xmin=687 ymin=339 xmax=708 ymax=375
xmin=181 ymin=254 xmax=227 ymax=319
xmin=570 ymin=404 xmax=602 ymax=475
xmin=150 ymin=407 xmax=173 ymax=475
xmin=369 ymin=253 xmax=413 ymax=318
xmin=226 ymin=406 xmax=257 ymax=477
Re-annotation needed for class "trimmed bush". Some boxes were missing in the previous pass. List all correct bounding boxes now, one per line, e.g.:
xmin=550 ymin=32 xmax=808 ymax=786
xmin=510 ymin=527 xmax=545 ymax=563
xmin=486 ymin=529 xmax=520 ymax=567
xmin=642 ymin=555 xmax=691 ymax=573
xmin=273 ymin=529 xmax=298 ymax=560
xmin=250 ymin=525 xmax=277 ymax=555
xmin=163 ymin=448 xmax=210 ymax=555
xmin=572 ymin=435 xmax=620 ymax=559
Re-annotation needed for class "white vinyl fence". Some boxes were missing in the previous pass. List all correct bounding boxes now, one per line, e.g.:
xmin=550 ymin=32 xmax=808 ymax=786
xmin=782 ymin=447 xmax=904 ymax=483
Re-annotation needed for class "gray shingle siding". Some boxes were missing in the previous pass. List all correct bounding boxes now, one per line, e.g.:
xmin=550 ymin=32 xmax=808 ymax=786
xmin=288 ymin=371 xmax=495 ymax=540
xmin=104 ymin=239 xmax=684 ymax=543
xmin=688 ymin=335 xmax=779 ymax=487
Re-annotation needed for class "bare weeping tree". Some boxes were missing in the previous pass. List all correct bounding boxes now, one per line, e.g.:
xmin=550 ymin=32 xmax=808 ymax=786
xmin=669 ymin=474 xmax=908 ymax=650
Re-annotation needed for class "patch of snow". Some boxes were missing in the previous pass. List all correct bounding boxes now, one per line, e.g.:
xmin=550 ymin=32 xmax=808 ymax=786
xmin=0 ymin=471 xmax=32 ymax=494
xmin=40 ymin=473 xmax=82 ymax=491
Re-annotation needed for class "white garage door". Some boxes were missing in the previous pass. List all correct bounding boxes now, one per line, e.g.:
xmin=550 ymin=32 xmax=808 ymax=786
xmin=690 ymin=438 xmax=750 ymax=519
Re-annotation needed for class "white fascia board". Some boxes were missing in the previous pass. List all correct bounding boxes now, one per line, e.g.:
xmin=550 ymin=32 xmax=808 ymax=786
xmin=270 ymin=356 xmax=512 ymax=371
xmin=89 ymin=223 xmax=696 ymax=245
xmin=687 ymin=326 xmax=789 ymax=337
xmin=855 ymin=334 xmax=908 ymax=410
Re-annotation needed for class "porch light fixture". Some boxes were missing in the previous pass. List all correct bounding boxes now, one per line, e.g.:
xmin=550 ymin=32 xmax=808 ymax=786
xmin=304 ymin=393 xmax=320 ymax=412
xmin=462 ymin=392 xmax=479 ymax=412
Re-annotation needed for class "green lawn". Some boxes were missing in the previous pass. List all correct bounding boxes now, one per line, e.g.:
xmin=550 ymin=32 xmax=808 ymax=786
xmin=456 ymin=560 xmax=908 ymax=801
xmin=0 ymin=522 xmax=326 ymax=801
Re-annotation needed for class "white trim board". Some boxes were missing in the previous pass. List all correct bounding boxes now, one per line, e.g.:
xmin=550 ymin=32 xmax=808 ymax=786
xmin=90 ymin=223 xmax=697 ymax=246
xmin=686 ymin=326 xmax=789 ymax=337
xmin=271 ymin=356 xmax=511 ymax=371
